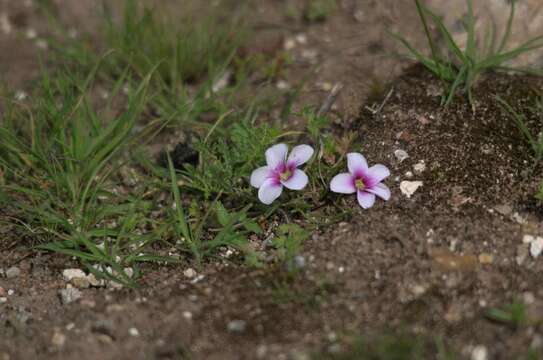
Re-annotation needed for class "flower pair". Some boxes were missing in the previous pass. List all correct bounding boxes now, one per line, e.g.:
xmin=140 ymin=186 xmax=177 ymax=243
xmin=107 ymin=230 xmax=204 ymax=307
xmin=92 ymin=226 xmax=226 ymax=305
xmin=250 ymin=144 xmax=391 ymax=208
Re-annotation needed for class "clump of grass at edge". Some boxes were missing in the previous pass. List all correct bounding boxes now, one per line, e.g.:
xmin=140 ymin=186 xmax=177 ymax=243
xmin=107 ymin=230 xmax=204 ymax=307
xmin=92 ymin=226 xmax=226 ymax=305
xmin=0 ymin=60 xmax=172 ymax=286
xmin=392 ymin=0 xmax=543 ymax=106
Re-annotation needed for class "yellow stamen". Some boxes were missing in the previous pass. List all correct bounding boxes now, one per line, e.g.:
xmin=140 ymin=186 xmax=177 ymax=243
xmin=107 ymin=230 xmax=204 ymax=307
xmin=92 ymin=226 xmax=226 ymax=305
xmin=280 ymin=170 xmax=292 ymax=181
xmin=355 ymin=178 xmax=365 ymax=190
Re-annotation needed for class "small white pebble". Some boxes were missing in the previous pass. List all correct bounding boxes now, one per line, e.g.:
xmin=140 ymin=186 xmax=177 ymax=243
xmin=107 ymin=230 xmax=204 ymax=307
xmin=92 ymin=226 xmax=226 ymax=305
xmin=523 ymin=234 xmax=535 ymax=243
xmin=284 ymin=38 xmax=296 ymax=50
xmin=394 ymin=149 xmax=409 ymax=163
xmin=36 ymin=39 xmax=48 ymax=50
xmin=338 ymin=266 xmax=345 ymax=273
xmin=530 ymin=237 xmax=543 ymax=258
xmin=14 ymin=91 xmax=27 ymax=101
xmin=404 ymin=171 xmax=414 ymax=178
xmin=128 ymin=327 xmax=139 ymax=337
xmin=413 ymin=161 xmax=426 ymax=173
xmin=295 ymin=33 xmax=307 ymax=44
xmin=183 ymin=268 xmax=197 ymax=278
xmin=400 ymin=181 xmax=423 ymax=198
xmin=0 ymin=13 xmax=12 ymax=34
xmin=0 ymin=297 xmax=7 ymax=303
xmin=471 ymin=345 xmax=488 ymax=360
xmin=7 ymin=289 xmax=14 ymax=296
xmin=182 ymin=311 xmax=193 ymax=320
xmin=25 ymin=28 xmax=37 ymax=39
xmin=276 ymin=80 xmax=290 ymax=90
xmin=66 ymin=323 xmax=76 ymax=331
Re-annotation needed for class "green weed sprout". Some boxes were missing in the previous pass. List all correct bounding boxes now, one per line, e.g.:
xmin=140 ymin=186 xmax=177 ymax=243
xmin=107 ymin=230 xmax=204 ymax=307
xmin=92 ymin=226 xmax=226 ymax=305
xmin=392 ymin=0 xmax=543 ymax=106
xmin=497 ymin=94 xmax=543 ymax=163
xmin=486 ymin=300 xmax=528 ymax=329
xmin=166 ymin=153 xmax=262 ymax=266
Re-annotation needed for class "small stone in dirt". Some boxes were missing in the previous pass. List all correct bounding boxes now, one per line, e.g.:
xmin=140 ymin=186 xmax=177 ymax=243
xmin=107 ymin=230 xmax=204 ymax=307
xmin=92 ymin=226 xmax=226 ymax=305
xmin=285 ymin=255 xmax=306 ymax=272
xmin=6 ymin=266 xmax=21 ymax=279
xmin=71 ymin=277 xmax=90 ymax=289
xmin=87 ymin=273 xmax=104 ymax=287
xmin=400 ymin=181 xmax=423 ymax=198
xmin=430 ymin=248 xmax=477 ymax=272
xmin=62 ymin=268 xmax=86 ymax=282
xmin=128 ymin=327 xmax=140 ymax=337
xmin=494 ymin=204 xmax=513 ymax=216
xmin=227 ymin=320 xmax=246 ymax=333
xmin=478 ymin=253 xmax=494 ymax=264
xmin=413 ymin=161 xmax=426 ymax=173
xmin=92 ymin=319 xmax=115 ymax=337
xmin=523 ymin=234 xmax=535 ymax=244
xmin=471 ymin=345 xmax=488 ymax=360
xmin=295 ymin=33 xmax=307 ymax=45
xmin=59 ymin=287 xmax=82 ymax=305
xmin=276 ymin=80 xmax=290 ymax=90
xmin=183 ymin=268 xmax=197 ymax=278
xmin=0 ymin=287 xmax=5 ymax=296
xmin=0 ymin=297 xmax=7 ymax=303
xmin=51 ymin=328 xmax=66 ymax=347
xmin=284 ymin=38 xmax=296 ymax=50
xmin=394 ymin=149 xmax=409 ymax=163
xmin=182 ymin=311 xmax=193 ymax=320
xmin=530 ymin=237 xmax=543 ymax=258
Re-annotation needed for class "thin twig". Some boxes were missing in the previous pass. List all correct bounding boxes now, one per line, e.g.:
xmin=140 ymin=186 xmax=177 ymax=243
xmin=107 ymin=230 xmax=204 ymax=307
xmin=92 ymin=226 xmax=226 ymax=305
xmin=317 ymin=83 xmax=344 ymax=117
xmin=365 ymin=87 xmax=394 ymax=117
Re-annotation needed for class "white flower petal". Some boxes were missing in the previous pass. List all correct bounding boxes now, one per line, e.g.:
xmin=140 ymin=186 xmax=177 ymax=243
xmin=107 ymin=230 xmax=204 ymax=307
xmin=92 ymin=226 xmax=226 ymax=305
xmin=287 ymin=144 xmax=314 ymax=167
xmin=258 ymin=178 xmax=283 ymax=205
xmin=366 ymin=164 xmax=390 ymax=185
xmin=357 ymin=191 xmax=375 ymax=209
xmin=347 ymin=152 xmax=368 ymax=174
xmin=250 ymin=166 xmax=272 ymax=188
xmin=330 ymin=173 xmax=356 ymax=194
xmin=265 ymin=143 xmax=288 ymax=169
xmin=281 ymin=169 xmax=308 ymax=190
xmin=366 ymin=183 xmax=391 ymax=200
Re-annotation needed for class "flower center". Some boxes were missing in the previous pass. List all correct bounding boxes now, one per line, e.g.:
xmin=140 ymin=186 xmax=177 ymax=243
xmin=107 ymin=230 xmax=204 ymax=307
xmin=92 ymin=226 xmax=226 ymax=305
xmin=355 ymin=178 xmax=365 ymax=190
xmin=280 ymin=169 xmax=292 ymax=181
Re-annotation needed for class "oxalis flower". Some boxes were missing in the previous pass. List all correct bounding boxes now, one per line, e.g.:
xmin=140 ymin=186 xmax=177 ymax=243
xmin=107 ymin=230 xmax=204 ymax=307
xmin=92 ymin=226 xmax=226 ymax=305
xmin=330 ymin=152 xmax=391 ymax=209
xmin=250 ymin=143 xmax=314 ymax=205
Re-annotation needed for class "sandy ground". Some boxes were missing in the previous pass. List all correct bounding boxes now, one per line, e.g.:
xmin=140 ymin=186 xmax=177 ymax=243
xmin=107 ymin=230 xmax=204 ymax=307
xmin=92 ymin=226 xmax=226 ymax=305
xmin=2 ymin=1 xmax=543 ymax=359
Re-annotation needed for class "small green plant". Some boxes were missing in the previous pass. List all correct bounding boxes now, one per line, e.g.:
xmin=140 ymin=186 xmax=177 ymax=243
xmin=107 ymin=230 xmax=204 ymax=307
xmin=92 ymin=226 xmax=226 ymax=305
xmin=313 ymin=332 xmax=428 ymax=360
xmin=393 ymin=0 xmax=543 ymax=106
xmin=305 ymin=0 xmax=337 ymax=22
xmin=51 ymin=0 xmax=251 ymax=128
xmin=497 ymin=94 xmax=543 ymax=162
xmin=272 ymin=223 xmax=309 ymax=270
xmin=486 ymin=300 xmax=528 ymax=329
xmin=165 ymin=153 xmax=262 ymax=266
xmin=181 ymin=108 xmax=283 ymax=199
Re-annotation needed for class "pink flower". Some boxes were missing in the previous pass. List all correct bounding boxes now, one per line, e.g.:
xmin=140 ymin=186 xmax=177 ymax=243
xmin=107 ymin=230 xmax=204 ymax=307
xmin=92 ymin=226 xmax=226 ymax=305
xmin=250 ymin=143 xmax=314 ymax=205
xmin=330 ymin=152 xmax=391 ymax=209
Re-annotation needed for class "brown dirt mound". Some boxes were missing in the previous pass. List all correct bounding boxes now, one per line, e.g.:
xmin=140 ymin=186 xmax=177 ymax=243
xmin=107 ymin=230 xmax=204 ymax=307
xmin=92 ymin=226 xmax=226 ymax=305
xmin=358 ymin=65 xmax=543 ymax=210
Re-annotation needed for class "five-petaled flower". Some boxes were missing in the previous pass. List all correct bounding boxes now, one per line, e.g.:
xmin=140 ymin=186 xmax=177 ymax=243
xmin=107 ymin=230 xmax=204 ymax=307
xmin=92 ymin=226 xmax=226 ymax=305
xmin=330 ymin=152 xmax=391 ymax=209
xmin=250 ymin=143 xmax=314 ymax=205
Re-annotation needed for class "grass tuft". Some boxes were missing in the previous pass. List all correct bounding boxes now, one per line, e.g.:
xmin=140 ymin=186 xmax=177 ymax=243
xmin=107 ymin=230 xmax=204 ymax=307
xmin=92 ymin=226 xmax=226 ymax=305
xmin=0 ymin=61 xmax=171 ymax=286
xmin=392 ymin=0 xmax=543 ymax=106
